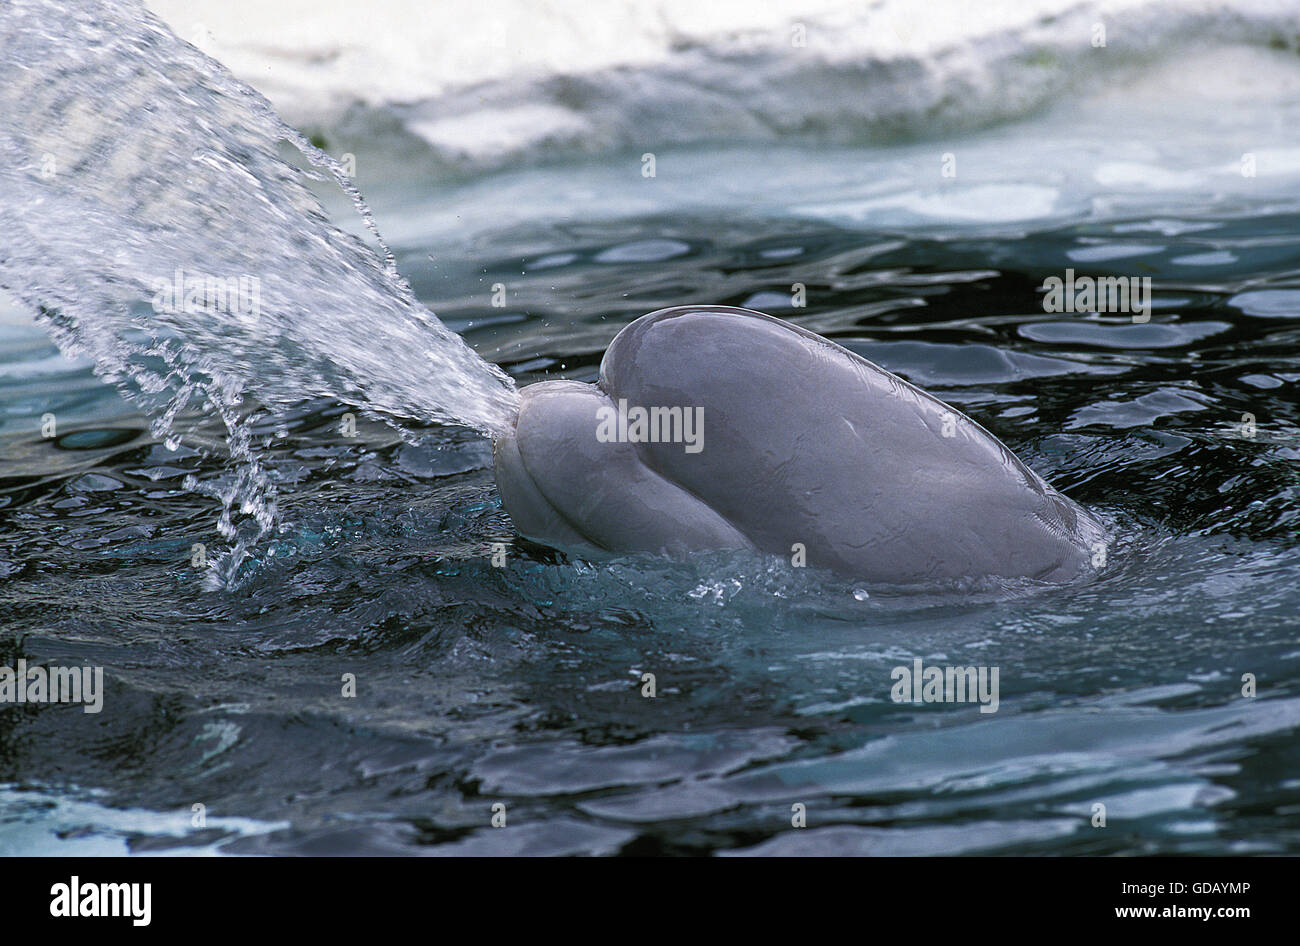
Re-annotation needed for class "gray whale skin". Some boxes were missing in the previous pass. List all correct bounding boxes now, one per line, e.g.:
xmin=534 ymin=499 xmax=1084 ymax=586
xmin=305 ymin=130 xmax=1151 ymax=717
xmin=492 ymin=305 xmax=1103 ymax=584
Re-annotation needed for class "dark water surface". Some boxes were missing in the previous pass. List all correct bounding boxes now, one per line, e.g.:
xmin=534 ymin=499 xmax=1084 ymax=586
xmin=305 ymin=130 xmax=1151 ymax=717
xmin=1 ymin=205 xmax=1298 ymax=855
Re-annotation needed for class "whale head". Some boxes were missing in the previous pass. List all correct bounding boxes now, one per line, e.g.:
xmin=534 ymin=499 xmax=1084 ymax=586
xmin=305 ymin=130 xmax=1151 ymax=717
xmin=493 ymin=305 xmax=1104 ymax=583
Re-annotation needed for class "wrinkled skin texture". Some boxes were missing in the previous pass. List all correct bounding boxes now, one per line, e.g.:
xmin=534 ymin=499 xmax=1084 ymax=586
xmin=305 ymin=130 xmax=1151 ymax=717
xmin=493 ymin=306 xmax=1104 ymax=584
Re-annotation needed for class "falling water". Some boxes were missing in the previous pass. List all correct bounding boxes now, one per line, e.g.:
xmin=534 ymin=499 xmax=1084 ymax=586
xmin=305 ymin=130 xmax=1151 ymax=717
xmin=0 ymin=0 xmax=520 ymax=583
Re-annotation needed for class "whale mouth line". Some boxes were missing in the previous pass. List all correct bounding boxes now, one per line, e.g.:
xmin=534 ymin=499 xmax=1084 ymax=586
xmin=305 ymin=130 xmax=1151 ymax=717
xmin=503 ymin=383 xmax=757 ymax=560
xmin=493 ymin=414 xmax=612 ymax=555
xmin=593 ymin=379 xmax=759 ymax=550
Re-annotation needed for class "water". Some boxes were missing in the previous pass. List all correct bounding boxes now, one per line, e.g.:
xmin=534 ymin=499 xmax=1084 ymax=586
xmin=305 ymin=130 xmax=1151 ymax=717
xmin=0 ymin=0 xmax=519 ymax=582
xmin=0 ymin=1 xmax=1298 ymax=855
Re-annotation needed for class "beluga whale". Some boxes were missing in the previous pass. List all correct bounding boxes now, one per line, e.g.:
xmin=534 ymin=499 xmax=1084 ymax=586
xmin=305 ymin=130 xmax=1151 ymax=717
xmin=492 ymin=305 xmax=1104 ymax=584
